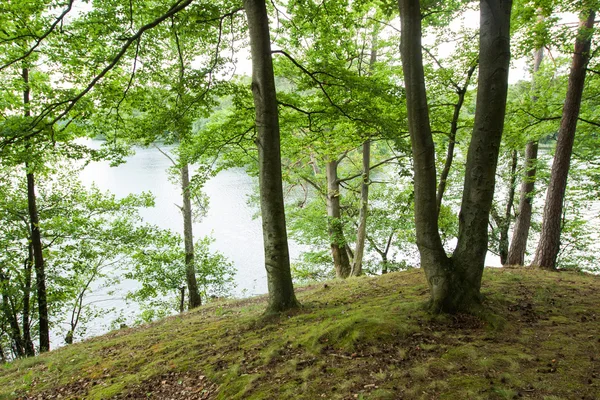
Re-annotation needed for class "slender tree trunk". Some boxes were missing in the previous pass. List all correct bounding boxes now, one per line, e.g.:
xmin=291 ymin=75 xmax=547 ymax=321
xmin=351 ymin=32 xmax=377 ymax=277
xmin=181 ymin=164 xmax=202 ymax=309
xmin=22 ymin=244 xmax=35 ymax=356
xmin=179 ymin=286 xmax=186 ymax=313
xmin=507 ymin=45 xmax=544 ymax=266
xmin=351 ymin=141 xmax=370 ymax=276
xmin=326 ymin=160 xmax=352 ymax=278
xmin=0 ymin=272 xmax=25 ymax=358
xmin=498 ymin=150 xmax=518 ymax=265
xmin=23 ymin=67 xmax=50 ymax=352
xmin=436 ymin=62 xmax=477 ymax=213
xmin=532 ymin=10 xmax=595 ymax=270
xmin=399 ymin=0 xmax=512 ymax=312
xmin=27 ymin=171 xmax=49 ymax=352
xmin=244 ymin=0 xmax=298 ymax=313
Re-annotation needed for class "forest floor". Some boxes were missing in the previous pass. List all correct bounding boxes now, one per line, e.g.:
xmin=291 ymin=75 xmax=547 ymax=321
xmin=1 ymin=267 xmax=600 ymax=399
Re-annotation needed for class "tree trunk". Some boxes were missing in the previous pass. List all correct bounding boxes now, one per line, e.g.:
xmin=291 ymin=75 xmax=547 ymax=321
xmin=179 ymin=286 xmax=186 ymax=313
xmin=507 ymin=45 xmax=544 ymax=266
xmin=351 ymin=31 xmax=377 ymax=277
xmin=23 ymin=67 xmax=50 ymax=352
xmin=181 ymin=164 xmax=202 ymax=309
xmin=0 ymin=272 xmax=25 ymax=358
xmin=399 ymin=0 xmax=453 ymax=310
xmin=351 ymin=141 xmax=370 ymax=277
xmin=22 ymin=244 xmax=35 ymax=356
xmin=26 ymin=171 xmax=50 ymax=352
xmin=244 ymin=0 xmax=298 ymax=313
xmin=399 ymin=0 xmax=512 ymax=312
xmin=326 ymin=160 xmax=352 ymax=278
xmin=436 ymin=62 xmax=477 ymax=213
xmin=451 ymin=0 xmax=512 ymax=310
xmin=532 ymin=10 xmax=595 ymax=270
xmin=351 ymin=141 xmax=370 ymax=276
xmin=498 ymin=150 xmax=518 ymax=265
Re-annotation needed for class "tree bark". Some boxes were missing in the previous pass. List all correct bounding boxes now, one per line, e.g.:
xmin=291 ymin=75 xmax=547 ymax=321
xmin=451 ymin=0 xmax=512 ymax=309
xmin=26 ymin=171 xmax=50 ymax=352
xmin=532 ymin=10 xmax=595 ymax=270
xmin=436 ymin=62 xmax=477 ymax=213
xmin=244 ymin=0 xmax=298 ymax=313
xmin=181 ymin=164 xmax=202 ymax=309
xmin=399 ymin=0 xmax=453 ymax=310
xmin=351 ymin=141 xmax=370 ymax=277
xmin=498 ymin=150 xmax=518 ymax=265
xmin=507 ymin=45 xmax=544 ymax=266
xmin=22 ymin=244 xmax=35 ymax=356
xmin=0 ymin=272 xmax=25 ymax=358
xmin=399 ymin=0 xmax=512 ymax=312
xmin=351 ymin=31 xmax=377 ymax=277
xmin=326 ymin=160 xmax=352 ymax=278
xmin=23 ymin=66 xmax=50 ymax=352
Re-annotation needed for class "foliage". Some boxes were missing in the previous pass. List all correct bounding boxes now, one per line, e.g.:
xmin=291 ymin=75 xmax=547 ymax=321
xmin=125 ymin=235 xmax=236 ymax=323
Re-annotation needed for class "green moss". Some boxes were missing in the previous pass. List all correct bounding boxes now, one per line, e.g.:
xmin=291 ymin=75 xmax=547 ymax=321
xmin=1 ymin=268 xmax=599 ymax=399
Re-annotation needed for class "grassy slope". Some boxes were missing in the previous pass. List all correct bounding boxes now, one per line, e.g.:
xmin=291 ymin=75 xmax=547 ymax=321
xmin=2 ymin=267 xmax=600 ymax=400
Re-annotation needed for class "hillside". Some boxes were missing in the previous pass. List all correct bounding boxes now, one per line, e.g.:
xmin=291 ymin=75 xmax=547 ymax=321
xmin=1 ymin=267 xmax=599 ymax=400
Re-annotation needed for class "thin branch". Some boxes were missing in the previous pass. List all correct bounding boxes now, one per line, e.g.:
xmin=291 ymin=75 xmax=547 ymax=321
xmin=578 ymin=117 xmax=600 ymax=128
xmin=10 ymin=0 xmax=195 ymax=147
xmin=0 ymin=0 xmax=75 ymax=71
xmin=338 ymin=155 xmax=403 ymax=183
xmin=153 ymin=144 xmax=177 ymax=166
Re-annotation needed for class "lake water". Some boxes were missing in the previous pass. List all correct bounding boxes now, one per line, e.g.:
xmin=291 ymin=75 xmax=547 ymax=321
xmin=71 ymin=141 xmax=597 ymax=342
xmin=79 ymin=144 xmax=299 ymax=299
xmin=72 ymin=143 xmax=308 ymax=340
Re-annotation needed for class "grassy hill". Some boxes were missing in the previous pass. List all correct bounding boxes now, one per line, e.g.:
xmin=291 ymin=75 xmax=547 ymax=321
xmin=2 ymin=267 xmax=600 ymax=399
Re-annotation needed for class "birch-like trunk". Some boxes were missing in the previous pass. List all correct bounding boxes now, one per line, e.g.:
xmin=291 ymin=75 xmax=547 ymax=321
xmin=181 ymin=164 xmax=202 ymax=309
xmin=351 ymin=141 xmax=370 ymax=276
xmin=326 ymin=160 xmax=352 ymax=278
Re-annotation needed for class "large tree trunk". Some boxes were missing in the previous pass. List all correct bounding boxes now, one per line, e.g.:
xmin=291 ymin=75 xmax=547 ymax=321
xmin=507 ymin=46 xmax=544 ymax=266
xmin=351 ymin=141 xmax=370 ymax=276
xmin=399 ymin=0 xmax=512 ymax=313
xmin=451 ymin=0 xmax=512 ymax=310
xmin=399 ymin=0 xmax=453 ymax=310
xmin=326 ymin=160 xmax=352 ymax=278
xmin=23 ymin=66 xmax=50 ymax=352
xmin=181 ymin=164 xmax=202 ymax=309
xmin=532 ymin=10 xmax=595 ymax=270
xmin=244 ymin=0 xmax=298 ymax=313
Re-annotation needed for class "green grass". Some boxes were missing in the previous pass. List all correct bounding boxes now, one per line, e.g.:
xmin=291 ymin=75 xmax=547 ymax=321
xmin=2 ymin=267 xmax=600 ymax=399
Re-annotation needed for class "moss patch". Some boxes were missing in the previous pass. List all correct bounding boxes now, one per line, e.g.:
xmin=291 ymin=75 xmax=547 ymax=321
xmin=2 ymin=268 xmax=600 ymax=399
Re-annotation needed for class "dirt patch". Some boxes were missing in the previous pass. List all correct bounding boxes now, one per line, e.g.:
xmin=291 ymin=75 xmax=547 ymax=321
xmin=114 ymin=371 xmax=217 ymax=399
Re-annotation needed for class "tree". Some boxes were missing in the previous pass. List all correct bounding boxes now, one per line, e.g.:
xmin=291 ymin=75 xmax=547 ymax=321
xmin=532 ymin=9 xmax=596 ymax=270
xmin=244 ymin=0 xmax=299 ymax=313
xmin=399 ymin=0 xmax=512 ymax=312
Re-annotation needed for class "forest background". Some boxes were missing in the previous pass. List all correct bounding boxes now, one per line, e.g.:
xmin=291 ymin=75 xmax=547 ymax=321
xmin=0 ymin=0 xmax=599 ymax=362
